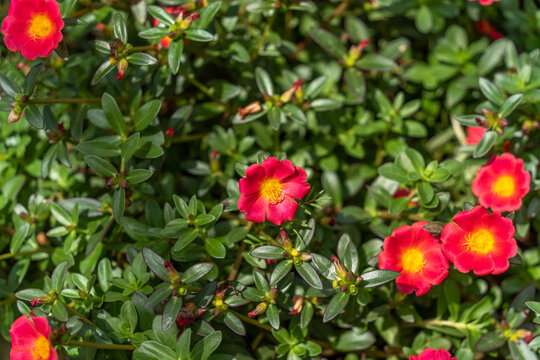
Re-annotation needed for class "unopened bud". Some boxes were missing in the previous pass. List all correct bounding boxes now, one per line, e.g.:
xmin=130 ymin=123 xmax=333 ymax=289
xmin=116 ymin=58 xmax=128 ymax=80
xmin=30 ymin=296 xmax=50 ymax=306
xmin=288 ymin=296 xmax=303 ymax=316
xmin=300 ymin=252 xmax=311 ymax=261
xmin=280 ymin=78 xmax=303 ymax=103
xmin=165 ymin=128 xmax=175 ymax=137
xmin=37 ymin=232 xmax=48 ymax=245
xmin=8 ymin=108 xmax=21 ymax=124
xmin=164 ymin=261 xmax=180 ymax=281
xmin=237 ymin=101 xmax=262 ymax=119
xmin=247 ymin=302 xmax=267 ymax=318
xmin=180 ymin=13 xmax=200 ymax=29
xmin=330 ymin=255 xmax=348 ymax=279
xmin=267 ymin=288 xmax=279 ymax=299
xmin=280 ymin=230 xmax=292 ymax=250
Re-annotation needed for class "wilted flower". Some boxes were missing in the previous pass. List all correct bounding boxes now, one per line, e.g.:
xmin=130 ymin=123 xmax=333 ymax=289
xmin=238 ymin=101 xmax=262 ymax=119
xmin=238 ymin=157 xmax=310 ymax=225
xmin=472 ymin=153 xmax=531 ymax=212
xmin=280 ymin=78 xmax=303 ymax=103
xmin=1 ymin=0 xmax=64 ymax=60
xmin=441 ymin=206 xmax=517 ymax=276
xmin=409 ymin=348 xmax=457 ymax=360
xmin=247 ymin=302 xmax=267 ymax=318
xmin=378 ymin=222 xmax=449 ymax=296
xmin=10 ymin=314 xmax=58 ymax=360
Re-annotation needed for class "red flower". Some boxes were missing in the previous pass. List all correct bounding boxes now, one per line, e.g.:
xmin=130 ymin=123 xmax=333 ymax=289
xmin=476 ymin=19 xmax=504 ymax=40
xmin=393 ymin=188 xmax=419 ymax=207
xmin=469 ymin=0 xmax=499 ymax=5
xmin=1 ymin=0 xmax=64 ymax=60
xmin=10 ymin=314 xmax=58 ymax=360
xmin=152 ymin=6 xmax=185 ymax=48
xmin=238 ymin=157 xmax=310 ymax=225
xmin=441 ymin=206 xmax=517 ymax=276
xmin=378 ymin=222 xmax=449 ymax=296
xmin=410 ymin=348 xmax=457 ymax=360
xmin=472 ymin=153 xmax=531 ymax=212
xmin=466 ymin=126 xmax=487 ymax=145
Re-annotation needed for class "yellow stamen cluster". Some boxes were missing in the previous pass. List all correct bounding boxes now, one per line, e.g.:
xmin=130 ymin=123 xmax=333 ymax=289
xmin=31 ymin=335 xmax=50 ymax=360
xmin=493 ymin=175 xmax=515 ymax=197
xmin=401 ymin=248 xmax=425 ymax=273
xmin=260 ymin=178 xmax=284 ymax=204
xmin=465 ymin=229 xmax=494 ymax=254
xmin=28 ymin=14 xmax=53 ymax=40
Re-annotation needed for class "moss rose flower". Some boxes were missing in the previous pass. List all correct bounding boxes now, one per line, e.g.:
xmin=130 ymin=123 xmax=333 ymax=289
xmin=238 ymin=157 xmax=310 ymax=225
xmin=10 ymin=314 xmax=58 ymax=360
xmin=1 ymin=0 xmax=64 ymax=60
xmin=441 ymin=206 xmax=517 ymax=276
xmin=465 ymin=126 xmax=486 ymax=145
xmin=378 ymin=222 xmax=449 ymax=296
xmin=410 ymin=348 xmax=457 ymax=360
xmin=472 ymin=153 xmax=531 ymax=212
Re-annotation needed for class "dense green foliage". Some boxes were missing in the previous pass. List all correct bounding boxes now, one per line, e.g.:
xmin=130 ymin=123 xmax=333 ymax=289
xmin=1 ymin=0 xmax=540 ymax=359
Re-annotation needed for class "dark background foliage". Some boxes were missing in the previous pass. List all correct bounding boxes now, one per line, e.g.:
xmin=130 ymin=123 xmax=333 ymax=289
xmin=0 ymin=0 xmax=539 ymax=359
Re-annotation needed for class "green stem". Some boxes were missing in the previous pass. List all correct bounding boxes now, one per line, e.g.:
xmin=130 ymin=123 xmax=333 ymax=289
xmin=230 ymin=310 xmax=273 ymax=332
xmin=250 ymin=11 xmax=277 ymax=64
xmin=65 ymin=341 xmax=135 ymax=351
xmin=0 ymin=248 xmax=52 ymax=261
xmin=63 ymin=303 xmax=97 ymax=327
xmin=0 ymin=295 xmax=16 ymax=307
xmin=171 ymin=132 xmax=208 ymax=144
xmin=177 ymin=70 xmax=226 ymax=106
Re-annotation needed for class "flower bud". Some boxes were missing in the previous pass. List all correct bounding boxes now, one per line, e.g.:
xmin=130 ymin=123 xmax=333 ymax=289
xmin=116 ymin=58 xmax=128 ymax=80
xmin=164 ymin=261 xmax=180 ymax=281
xmin=330 ymin=255 xmax=348 ymax=279
xmin=300 ymin=252 xmax=311 ymax=261
xmin=180 ymin=13 xmax=200 ymax=30
xmin=280 ymin=78 xmax=303 ymax=103
xmin=267 ymin=287 xmax=279 ymax=299
xmin=37 ymin=232 xmax=48 ymax=245
xmin=247 ymin=302 xmax=267 ymax=318
xmin=280 ymin=230 xmax=292 ymax=250
xmin=30 ymin=296 xmax=51 ymax=306
xmin=165 ymin=128 xmax=175 ymax=137
xmin=238 ymin=101 xmax=262 ymax=119
xmin=8 ymin=108 xmax=21 ymax=124
xmin=288 ymin=296 xmax=303 ymax=316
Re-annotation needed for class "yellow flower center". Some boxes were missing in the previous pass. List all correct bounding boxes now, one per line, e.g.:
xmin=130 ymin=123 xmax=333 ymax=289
xmin=465 ymin=229 xmax=494 ymax=254
xmin=493 ymin=175 xmax=515 ymax=197
xmin=290 ymin=249 xmax=299 ymax=257
xmin=31 ymin=335 xmax=50 ymax=360
xmin=401 ymin=248 xmax=425 ymax=273
xmin=215 ymin=299 xmax=223 ymax=307
xmin=260 ymin=178 xmax=283 ymax=204
xmin=28 ymin=14 xmax=53 ymax=40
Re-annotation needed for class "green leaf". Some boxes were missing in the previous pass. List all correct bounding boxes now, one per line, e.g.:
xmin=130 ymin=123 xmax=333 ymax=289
xmin=181 ymin=263 xmax=214 ymax=284
xmin=127 ymin=169 xmax=153 ymax=184
xmin=282 ymin=104 xmax=306 ymax=124
xmin=142 ymin=248 xmax=170 ymax=282
xmin=25 ymin=104 xmax=44 ymax=129
xmin=250 ymin=245 xmax=285 ymax=260
xmin=113 ymin=188 xmax=125 ymax=223
xmin=191 ymin=331 xmax=222 ymax=360
xmin=102 ymin=93 xmax=127 ymax=137
xmin=479 ymin=78 xmax=505 ymax=106
xmin=223 ymin=311 xmax=245 ymax=335
xmin=197 ymin=1 xmax=222 ymax=29
xmin=270 ymin=260 xmax=293 ymax=285
xmin=162 ymin=296 xmax=182 ymax=331
xmin=51 ymin=300 xmax=68 ymax=321
xmin=0 ymin=73 xmax=21 ymax=97
xmin=177 ymin=328 xmax=192 ymax=359
xmin=50 ymin=203 xmax=73 ymax=226
xmin=499 ymin=93 xmax=523 ymax=118
xmin=378 ymin=163 xmax=408 ymax=183
xmin=255 ymin=68 xmax=274 ymax=95
xmin=121 ymin=133 xmax=140 ymax=163
xmin=456 ymin=115 xmax=481 ymax=127
xmin=134 ymin=340 xmax=176 ymax=360
xmin=194 ymin=214 xmax=215 ymax=226
xmin=417 ymin=182 xmax=434 ymax=203
xmin=295 ymin=262 xmax=322 ymax=289
xmin=268 ymin=107 xmax=283 ymax=131
xmin=167 ymin=41 xmax=184 ymax=75
xmin=23 ymin=63 xmax=44 ymax=96
xmin=148 ymin=5 xmax=174 ymax=26
xmin=185 ymin=29 xmax=214 ymax=42
xmin=296 ymin=218 xmax=316 ymax=250
xmin=266 ymin=303 xmax=280 ymax=330
xmin=98 ymin=258 xmax=112 ymax=292
xmin=91 ymin=60 xmax=116 ymax=85
xmin=10 ymin=222 xmax=29 ymax=254
xmin=335 ymin=329 xmax=376 ymax=351
xmin=138 ymin=27 xmax=170 ymax=40
xmin=51 ymin=260 xmax=69 ymax=292
xmin=415 ymin=5 xmax=433 ymax=34
xmin=113 ymin=13 xmax=128 ymax=42
xmin=134 ymin=100 xmax=162 ymax=131
xmin=85 ymin=155 xmax=118 ymax=177
xmin=253 ymin=270 xmax=270 ymax=293
xmin=15 ymin=288 xmax=48 ymax=301
xmin=173 ymin=195 xmax=189 ymax=218
xmin=361 ymin=270 xmax=400 ymax=288
xmin=323 ymin=292 xmax=350 ymax=322
xmin=473 ymin=130 xmax=497 ymax=158
xmin=404 ymin=148 xmax=425 ymax=173
xmin=322 ymin=171 xmax=343 ymax=209
xmin=121 ymin=300 xmax=138 ymax=333
xmin=509 ymin=341 xmax=538 ymax=360
xmin=344 ymin=67 xmax=366 ymax=101
xmin=428 ymin=168 xmax=450 ymax=183
xmin=355 ymin=54 xmax=397 ymax=70
xmin=475 ymin=331 xmax=506 ymax=352
xmin=126 ymin=53 xmax=158 ymax=66
xmin=310 ymin=27 xmax=347 ymax=59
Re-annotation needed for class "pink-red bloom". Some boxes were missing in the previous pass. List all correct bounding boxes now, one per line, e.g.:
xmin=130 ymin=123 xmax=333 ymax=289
xmin=10 ymin=314 xmax=58 ymax=360
xmin=410 ymin=348 xmax=457 ymax=360
xmin=238 ymin=157 xmax=310 ymax=225
xmin=378 ymin=222 xmax=449 ymax=296
xmin=466 ymin=126 xmax=487 ymax=145
xmin=441 ymin=206 xmax=517 ymax=276
xmin=472 ymin=153 xmax=531 ymax=212
xmin=1 ymin=0 xmax=64 ymax=60
xmin=469 ymin=0 xmax=499 ymax=5
xmin=476 ymin=19 xmax=504 ymax=40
